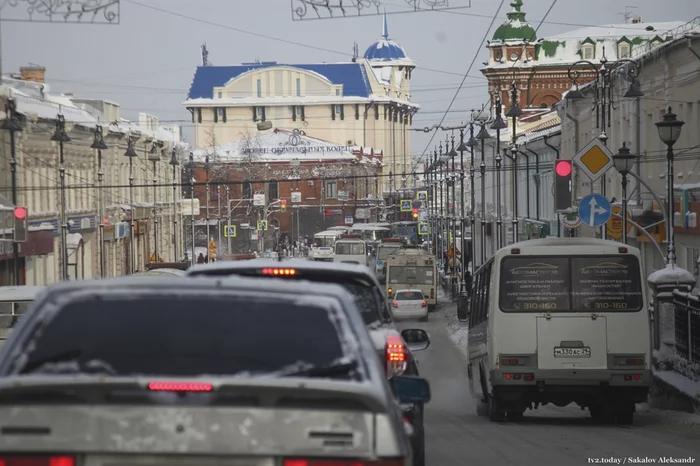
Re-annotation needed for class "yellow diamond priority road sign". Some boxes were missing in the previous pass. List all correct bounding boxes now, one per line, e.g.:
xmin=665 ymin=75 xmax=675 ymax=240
xmin=573 ymin=137 xmax=614 ymax=182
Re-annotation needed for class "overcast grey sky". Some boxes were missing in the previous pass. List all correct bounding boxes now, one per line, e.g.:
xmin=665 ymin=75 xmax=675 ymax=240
xmin=3 ymin=0 xmax=698 ymax=159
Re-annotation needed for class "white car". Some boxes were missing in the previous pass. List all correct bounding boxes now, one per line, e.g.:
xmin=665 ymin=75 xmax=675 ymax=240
xmin=391 ymin=289 xmax=429 ymax=322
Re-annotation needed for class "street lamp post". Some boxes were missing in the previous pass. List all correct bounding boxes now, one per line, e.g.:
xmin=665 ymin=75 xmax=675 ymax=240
xmin=491 ymin=94 xmax=508 ymax=249
xmin=188 ymin=153 xmax=195 ymax=265
xmin=169 ymin=148 xmax=179 ymax=261
xmin=476 ymin=123 xmax=490 ymax=264
xmin=90 ymin=125 xmax=108 ymax=277
xmin=3 ymin=99 xmax=22 ymax=285
xmin=430 ymin=149 xmax=438 ymax=256
xmin=51 ymin=115 xmax=71 ymax=281
xmin=467 ymin=124 xmax=476 ymax=270
xmin=148 ymin=143 xmax=160 ymax=263
xmin=449 ymin=137 xmax=458 ymax=299
xmin=612 ymin=143 xmax=638 ymax=244
xmin=655 ymin=107 xmax=685 ymax=265
xmin=123 ymin=136 xmax=137 ymax=273
xmin=505 ymin=82 xmax=523 ymax=244
xmin=456 ymin=127 xmax=469 ymax=291
xmin=205 ymin=155 xmax=211 ymax=259
xmin=566 ymin=47 xmax=644 ymax=238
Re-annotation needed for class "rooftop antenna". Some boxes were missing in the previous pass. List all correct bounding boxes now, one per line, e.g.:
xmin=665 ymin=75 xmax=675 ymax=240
xmin=352 ymin=42 xmax=358 ymax=61
xmin=618 ymin=5 xmax=638 ymax=23
xmin=201 ymin=43 xmax=211 ymax=67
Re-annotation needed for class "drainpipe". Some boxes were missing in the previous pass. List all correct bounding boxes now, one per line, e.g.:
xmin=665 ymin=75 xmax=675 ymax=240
xmin=517 ymin=150 xmax=531 ymax=219
xmin=543 ymin=134 xmax=560 ymax=237
xmin=526 ymin=147 xmax=540 ymax=221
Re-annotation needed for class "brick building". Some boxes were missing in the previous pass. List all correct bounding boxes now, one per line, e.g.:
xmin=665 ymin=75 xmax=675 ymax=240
xmin=188 ymin=129 xmax=383 ymax=255
xmin=482 ymin=0 xmax=686 ymax=109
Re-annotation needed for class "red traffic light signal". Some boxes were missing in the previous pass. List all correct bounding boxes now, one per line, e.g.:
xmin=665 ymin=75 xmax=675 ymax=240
xmin=555 ymin=160 xmax=572 ymax=177
xmin=14 ymin=206 xmax=27 ymax=220
xmin=412 ymin=208 xmax=419 ymax=218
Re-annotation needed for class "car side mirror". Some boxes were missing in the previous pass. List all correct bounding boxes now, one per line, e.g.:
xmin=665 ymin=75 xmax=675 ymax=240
xmin=401 ymin=328 xmax=430 ymax=351
xmin=457 ymin=292 xmax=470 ymax=322
xmin=391 ymin=375 xmax=431 ymax=404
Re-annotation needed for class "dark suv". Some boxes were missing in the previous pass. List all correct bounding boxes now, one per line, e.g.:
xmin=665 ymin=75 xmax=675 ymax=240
xmin=187 ymin=259 xmax=430 ymax=466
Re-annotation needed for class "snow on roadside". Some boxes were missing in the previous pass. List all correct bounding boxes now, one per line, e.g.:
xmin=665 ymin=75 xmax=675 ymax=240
xmin=439 ymin=297 xmax=469 ymax=358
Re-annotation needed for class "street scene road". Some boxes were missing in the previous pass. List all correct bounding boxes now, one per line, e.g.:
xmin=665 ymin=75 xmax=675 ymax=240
xmin=398 ymin=301 xmax=700 ymax=465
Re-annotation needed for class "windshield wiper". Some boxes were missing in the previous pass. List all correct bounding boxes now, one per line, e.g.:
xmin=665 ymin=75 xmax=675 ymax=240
xmin=281 ymin=360 xmax=358 ymax=378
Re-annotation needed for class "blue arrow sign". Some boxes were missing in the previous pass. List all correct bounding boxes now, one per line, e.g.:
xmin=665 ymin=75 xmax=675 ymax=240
xmin=578 ymin=194 xmax=612 ymax=227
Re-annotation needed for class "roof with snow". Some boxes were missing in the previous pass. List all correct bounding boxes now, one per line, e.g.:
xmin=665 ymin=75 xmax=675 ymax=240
xmin=363 ymin=12 xmax=409 ymax=62
xmin=492 ymin=0 xmax=536 ymax=43
xmin=187 ymin=62 xmax=372 ymax=99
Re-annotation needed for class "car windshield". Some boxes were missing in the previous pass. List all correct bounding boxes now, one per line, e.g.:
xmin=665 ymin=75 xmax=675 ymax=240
xmin=16 ymin=294 xmax=348 ymax=377
xmin=377 ymin=246 xmax=401 ymax=260
xmin=396 ymin=291 xmax=423 ymax=300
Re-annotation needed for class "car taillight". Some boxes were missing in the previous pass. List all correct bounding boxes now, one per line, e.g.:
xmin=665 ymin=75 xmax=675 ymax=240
xmin=284 ymin=459 xmax=403 ymax=466
xmin=421 ymin=300 xmax=427 ymax=308
xmin=0 ymin=457 xmax=75 ymax=466
xmin=385 ymin=335 xmax=408 ymax=377
xmin=148 ymin=382 xmax=213 ymax=392
xmin=392 ymin=301 xmax=398 ymax=308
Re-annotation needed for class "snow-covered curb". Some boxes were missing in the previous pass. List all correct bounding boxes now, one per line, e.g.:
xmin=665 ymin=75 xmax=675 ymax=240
xmin=440 ymin=298 xmax=469 ymax=359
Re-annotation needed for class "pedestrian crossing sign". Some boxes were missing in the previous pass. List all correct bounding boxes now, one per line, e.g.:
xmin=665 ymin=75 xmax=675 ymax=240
xmin=417 ymin=191 xmax=428 ymax=201
xmin=418 ymin=222 xmax=429 ymax=235
xmin=257 ymin=220 xmax=268 ymax=231
xmin=400 ymin=199 xmax=412 ymax=212
xmin=224 ymin=225 xmax=237 ymax=238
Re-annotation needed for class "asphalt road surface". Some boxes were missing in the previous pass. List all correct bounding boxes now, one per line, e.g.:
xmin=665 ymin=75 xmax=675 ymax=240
xmin=396 ymin=302 xmax=700 ymax=465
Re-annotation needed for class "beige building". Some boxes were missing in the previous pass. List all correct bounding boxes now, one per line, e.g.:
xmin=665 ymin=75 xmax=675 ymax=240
xmin=182 ymin=16 xmax=419 ymax=195
xmin=0 ymin=66 xmax=187 ymax=285
xmin=556 ymin=28 xmax=700 ymax=277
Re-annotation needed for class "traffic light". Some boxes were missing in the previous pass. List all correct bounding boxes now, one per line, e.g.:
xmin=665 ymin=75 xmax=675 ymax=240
xmin=412 ymin=208 xmax=419 ymax=219
xmin=13 ymin=206 xmax=27 ymax=243
xmin=554 ymin=160 xmax=572 ymax=211
xmin=280 ymin=199 xmax=286 ymax=212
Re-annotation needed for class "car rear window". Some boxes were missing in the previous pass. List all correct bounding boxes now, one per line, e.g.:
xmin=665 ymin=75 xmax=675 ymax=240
xmin=395 ymin=291 xmax=423 ymax=300
xmin=16 ymin=294 xmax=347 ymax=377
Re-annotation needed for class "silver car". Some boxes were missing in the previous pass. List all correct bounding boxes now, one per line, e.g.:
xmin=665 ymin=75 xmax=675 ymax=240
xmin=0 ymin=276 xmax=430 ymax=465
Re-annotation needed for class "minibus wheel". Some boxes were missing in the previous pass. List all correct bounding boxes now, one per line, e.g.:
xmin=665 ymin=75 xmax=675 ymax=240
xmin=488 ymin=395 xmax=506 ymax=422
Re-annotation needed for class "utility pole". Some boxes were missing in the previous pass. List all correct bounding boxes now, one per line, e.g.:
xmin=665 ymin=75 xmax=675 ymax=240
xmin=2 ymin=99 xmax=21 ymax=285
xmin=51 ymin=115 xmax=71 ymax=281
xmin=90 ymin=125 xmax=108 ymax=277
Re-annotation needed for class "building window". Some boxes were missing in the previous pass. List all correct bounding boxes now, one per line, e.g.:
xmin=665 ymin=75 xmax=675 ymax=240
xmin=296 ymin=78 xmax=301 ymax=96
xmin=257 ymin=107 xmax=264 ymax=119
xmin=243 ymin=180 xmax=253 ymax=199
xmin=218 ymin=108 xmax=225 ymax=117
xmin=268 ymin=179 xmax=279 ymax=201
xmin=335 ymin=105 xmax=342 ymax=114
xmin=618 ymin=43 xmax=630 ymax=58
xmin=336 ymin=89 xmax=340 ymax=96
xmin=582 ymin=45 xmax=594 ymax=60
xmin=296 ymin=106 xmax=303 ymax=115
xmin=325 ymin=181 xmax=337 ymax=199
xmin=257 ymin=79 xmax=262 ymax=97
xmin=686 ymin=246 xmax=700 ymax=277
xmin=217 ymin=91 xmax=223 ymax=98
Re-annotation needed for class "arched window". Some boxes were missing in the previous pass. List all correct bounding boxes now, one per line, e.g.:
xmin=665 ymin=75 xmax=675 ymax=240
xmin=243 ymin=180 xmax=253 ymax=199
xmin=268 ymin=179 xmax=279 ymax=201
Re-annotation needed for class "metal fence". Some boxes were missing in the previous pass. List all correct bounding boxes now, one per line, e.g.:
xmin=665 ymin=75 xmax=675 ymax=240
xmin=672 ymin=289 xmax=700 ymax=363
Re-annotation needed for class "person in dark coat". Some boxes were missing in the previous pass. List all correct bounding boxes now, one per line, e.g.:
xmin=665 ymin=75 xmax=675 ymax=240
xmin=197 ymin=253 xmax=205 ymax=264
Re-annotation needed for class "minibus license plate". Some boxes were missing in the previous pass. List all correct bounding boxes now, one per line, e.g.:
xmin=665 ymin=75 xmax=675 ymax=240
xmin=554 ymin=347 xmax=590 ymax=357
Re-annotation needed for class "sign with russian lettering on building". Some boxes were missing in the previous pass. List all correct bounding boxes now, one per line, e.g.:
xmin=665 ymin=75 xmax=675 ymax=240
xmin=291 ymin=191 xmax=302 ymax=203
xmin=242 ymin=145 xmax=351 ymax=155
xmin=253 ymin=194 xmax=265 ymax=206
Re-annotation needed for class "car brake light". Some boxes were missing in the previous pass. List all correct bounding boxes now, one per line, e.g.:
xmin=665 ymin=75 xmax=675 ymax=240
xmin=148 ymin=382 xmax=213 ymax=392
xmin=284 ymin=459 xmax=403 ymax=466
xmin=421 ymin=300 xmax=427 ymax=308
xmin=0 ymin=457 xmax=75 ymax=466
xmin=385 ymin=335 xmax=408 ymax=377
xmin=262 ymin=268 xmax=297 ymax=276
xmin=392 ymin=301 xmax=398 ymax=308
xmin=624 ymin=374 xmax=642 ymax=381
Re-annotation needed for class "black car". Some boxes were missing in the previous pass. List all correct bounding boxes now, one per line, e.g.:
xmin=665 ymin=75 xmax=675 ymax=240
xmin=187 ymin=259 xmax=430 ymax=466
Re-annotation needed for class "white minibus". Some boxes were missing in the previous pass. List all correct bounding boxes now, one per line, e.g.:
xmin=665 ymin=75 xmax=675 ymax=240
xmin=333 ymin=234 xmax=369 ymax=267
xmin=310 ymin=230 xmax=342 ymax=261
xmin=465 ymin=238 xmax=650 ymax=425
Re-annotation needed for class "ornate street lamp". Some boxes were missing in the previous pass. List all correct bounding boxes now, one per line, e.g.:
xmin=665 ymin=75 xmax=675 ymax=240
xmin=148 ymin=143 xmax=161 ymax=263
xmin=612 ymin=142 xmax=638 ymax=244
xmin=476 ymin=123 xmax=491 ymax=263
xmin=123 ymin=136 xmax=138 ymax=273
xmin=491 ymin=93 xmax=507 ymax=249
xmin=90 ymin=125 xmax=108 ymax=277
xmin=169 ymin=148 xmax=180 ymax=261
xmin=51 ymin=115 xmax=71 ymax=281
xmin=655 ymin=107 xmax=685 ymax=265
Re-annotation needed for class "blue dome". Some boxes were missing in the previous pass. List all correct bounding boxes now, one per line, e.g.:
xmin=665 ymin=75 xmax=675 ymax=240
xmin=363 ymin=12 xmax=409 ymax=62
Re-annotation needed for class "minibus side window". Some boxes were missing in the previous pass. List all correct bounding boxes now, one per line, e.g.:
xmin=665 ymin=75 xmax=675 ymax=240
xmin=469 ymin=260 xmax=492 ymax=326
xmin=469 ymin=272 xmax=482 ymax=327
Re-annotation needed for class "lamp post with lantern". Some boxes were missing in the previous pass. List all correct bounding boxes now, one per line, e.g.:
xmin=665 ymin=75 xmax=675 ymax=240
xmin=148 ymin=143 xmax=161 ymax=262
xmin=169 ymin=148 xmax=180 ymax=261
xmin=611 ymin=143 xmax=639 ymax=244
xmin=90 ymin=125 xmax=108 ymax=277
xmin=51 ymin=115 xmax=71 ymax=281
xmin=476 ymin=122 xmax=490 ymax=264
xmin=655 ymin=107 xmax=685 ymax=265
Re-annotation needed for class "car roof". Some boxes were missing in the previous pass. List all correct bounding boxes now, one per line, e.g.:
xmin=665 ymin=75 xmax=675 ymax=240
xmin=187 ymin=259 xmax=382 ymax=286
xmin=395 ymin=289 xmax=424 ymax=294
xmin=131 ymin=268 xmax=185 ymax=276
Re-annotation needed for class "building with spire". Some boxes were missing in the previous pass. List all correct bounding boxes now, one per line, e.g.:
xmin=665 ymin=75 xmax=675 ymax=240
xmin=184 ymin=13 xmax=418 ymax=200
xmin=482 ymin=0 xmax=692 ymax=109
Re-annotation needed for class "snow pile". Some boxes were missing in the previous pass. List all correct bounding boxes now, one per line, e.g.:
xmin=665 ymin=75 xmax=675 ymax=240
xmin=440 ymin=292 xmax=469 ymax=358
xmin=637 ymin=403 xmax=700 ymax=424
xmin=655 ymin=349 xmax=700 ymax=382
xmin=654 ymin=370 xmax=700 ymax=401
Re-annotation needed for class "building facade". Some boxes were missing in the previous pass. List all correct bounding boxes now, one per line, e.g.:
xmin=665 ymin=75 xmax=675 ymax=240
xmin=188 ymin=129 xmax=383 ymax=256
xmin=183 ymin=15 xmax=418 ymax=196
xmin=556 ymin=30 xmax=700 ymax=279
xmin=0 ymin=65 xmax=187 ymax=285
xmin=481 ymin=0 xmax=694 ymax=109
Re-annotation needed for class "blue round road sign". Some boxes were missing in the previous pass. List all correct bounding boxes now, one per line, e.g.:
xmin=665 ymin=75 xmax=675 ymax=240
xmin=578 ymin=193 xmax=612 ymax=227
xmin=412 ymin=199 xmax=422 ymax=209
